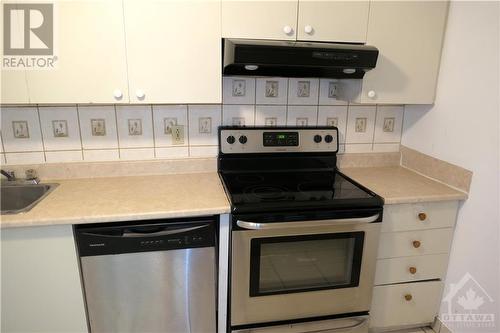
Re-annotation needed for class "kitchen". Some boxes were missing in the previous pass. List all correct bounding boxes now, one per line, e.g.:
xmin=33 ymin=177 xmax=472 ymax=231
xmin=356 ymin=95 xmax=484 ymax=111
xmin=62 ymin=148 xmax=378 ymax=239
xmin=1 ymin=1 xmax=499 ymax=333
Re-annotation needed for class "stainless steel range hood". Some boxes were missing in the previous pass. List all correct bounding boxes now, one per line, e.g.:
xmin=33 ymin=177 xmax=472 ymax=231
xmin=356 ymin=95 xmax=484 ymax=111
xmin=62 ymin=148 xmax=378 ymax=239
xmin=223 ymin=39 xmax=379 ymax=79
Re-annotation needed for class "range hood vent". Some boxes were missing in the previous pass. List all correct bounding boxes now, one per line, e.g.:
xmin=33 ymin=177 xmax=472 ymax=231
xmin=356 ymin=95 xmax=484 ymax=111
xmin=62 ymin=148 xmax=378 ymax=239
xmin=223 ymin=39 xmax=379 ymax=79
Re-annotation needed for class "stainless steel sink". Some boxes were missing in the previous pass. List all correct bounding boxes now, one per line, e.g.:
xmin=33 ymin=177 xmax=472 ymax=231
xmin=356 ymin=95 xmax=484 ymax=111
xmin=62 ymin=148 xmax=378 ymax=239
xmin=1 ymin=183 xmax=59 ymax=215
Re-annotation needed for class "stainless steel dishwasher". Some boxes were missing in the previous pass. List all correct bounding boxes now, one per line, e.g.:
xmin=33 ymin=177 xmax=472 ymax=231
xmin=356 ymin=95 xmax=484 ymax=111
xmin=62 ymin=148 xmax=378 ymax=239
xmin=75 ymin=217 xmax=217 ymax=333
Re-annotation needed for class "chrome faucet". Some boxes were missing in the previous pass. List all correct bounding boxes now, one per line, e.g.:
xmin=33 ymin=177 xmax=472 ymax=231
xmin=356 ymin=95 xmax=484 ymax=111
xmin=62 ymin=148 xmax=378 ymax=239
xmin=1 ymin=169 xmax=16 ymax=181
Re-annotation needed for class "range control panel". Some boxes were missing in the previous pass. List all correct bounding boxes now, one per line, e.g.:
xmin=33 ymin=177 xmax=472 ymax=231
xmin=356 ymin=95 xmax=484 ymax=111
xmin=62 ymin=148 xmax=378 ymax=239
xmin=220 ymin=127 xmax=339 ymax=154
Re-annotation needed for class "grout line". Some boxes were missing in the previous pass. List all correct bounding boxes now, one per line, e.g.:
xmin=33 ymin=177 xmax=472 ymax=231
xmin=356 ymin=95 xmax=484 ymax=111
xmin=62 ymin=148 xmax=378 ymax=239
xmin=371 ymin=105 xmax=378 ymax=151
xmin=150 ymin=104 xmax=156 ymax=158
xmin=187 ymin=105 xmax=192 ymax=157
xmin=114 ymin=105 xmax=121 ymax=159
xmin=36 ymin=105 xmax=47 ymax=163
xmin=75 ymin=105 xmax=84 ymax=160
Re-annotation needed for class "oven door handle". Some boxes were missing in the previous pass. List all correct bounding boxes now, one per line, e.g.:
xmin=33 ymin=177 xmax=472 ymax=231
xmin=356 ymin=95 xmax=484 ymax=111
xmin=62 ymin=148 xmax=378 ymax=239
xmin=304 ymin=317 xmax=368 ymax=333
xmin=236 ymin=214 xmax=380 ymax=230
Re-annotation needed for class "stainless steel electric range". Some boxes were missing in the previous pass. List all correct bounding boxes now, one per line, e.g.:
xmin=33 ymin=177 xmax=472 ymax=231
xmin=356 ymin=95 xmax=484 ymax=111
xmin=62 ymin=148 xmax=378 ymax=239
xmin=218 ymin=126 xmax=384 ymax=333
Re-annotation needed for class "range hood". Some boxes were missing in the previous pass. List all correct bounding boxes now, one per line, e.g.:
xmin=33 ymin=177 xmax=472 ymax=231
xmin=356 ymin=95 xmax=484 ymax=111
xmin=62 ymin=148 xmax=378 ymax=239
xmin=223 ymin=39 xmax=379 ymax=79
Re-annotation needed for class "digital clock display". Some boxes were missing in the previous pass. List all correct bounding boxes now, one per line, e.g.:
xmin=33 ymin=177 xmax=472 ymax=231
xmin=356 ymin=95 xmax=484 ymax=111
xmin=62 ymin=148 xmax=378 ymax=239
xmin=263 ymin=132 xmax=299 ymax=147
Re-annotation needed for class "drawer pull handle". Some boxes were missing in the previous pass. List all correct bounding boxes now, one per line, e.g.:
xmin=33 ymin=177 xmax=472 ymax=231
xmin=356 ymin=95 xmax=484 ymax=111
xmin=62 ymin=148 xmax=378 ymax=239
xmin=409 ymin=266 xmax=417 ymax=274
xmin=418 ymin=212 xmax=427 ymax=221
xmin=412 ymin=240 xmax=421 ymax=248
xmin=404 ymin=294 xmax=413 ymax=301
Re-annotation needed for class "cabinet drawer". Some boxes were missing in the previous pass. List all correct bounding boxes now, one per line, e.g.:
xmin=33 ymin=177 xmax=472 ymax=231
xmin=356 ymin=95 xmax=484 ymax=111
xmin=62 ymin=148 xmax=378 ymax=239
xmin=382 ymin=201 xmax=458 ymax=233
xmin=370 ymin=281 xmax=443 ymax=329
xmin=377 ymin=228 xmax=453 ymax=259
xmin=374 ymin=254 xmax=448 ymax=285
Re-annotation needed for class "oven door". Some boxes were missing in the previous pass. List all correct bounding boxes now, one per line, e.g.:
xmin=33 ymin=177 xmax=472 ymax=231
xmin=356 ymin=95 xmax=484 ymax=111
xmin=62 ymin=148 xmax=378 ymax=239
xmin=231 ymin=215 xmax=381 ymax=327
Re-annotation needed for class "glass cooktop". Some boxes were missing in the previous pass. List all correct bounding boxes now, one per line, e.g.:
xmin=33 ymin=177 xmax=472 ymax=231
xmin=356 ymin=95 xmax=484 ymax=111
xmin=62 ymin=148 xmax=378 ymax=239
xmin=220 ymin=171 xmax=383 ymax=214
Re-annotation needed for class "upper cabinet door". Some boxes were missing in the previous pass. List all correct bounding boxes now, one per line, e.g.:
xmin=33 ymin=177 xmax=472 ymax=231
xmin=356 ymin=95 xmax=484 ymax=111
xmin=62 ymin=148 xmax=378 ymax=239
xmin=124 ymin=0 xmax=221 ymax=104
xmin=26 ymin=1 xmax=129 ymax=104
xmin=359 ymin=1 xmax=449 ymax=104
xmin=222 ymin=1 xmax=298 ymax=40
xmin=297 ymin=0 xmax=369 ymax=43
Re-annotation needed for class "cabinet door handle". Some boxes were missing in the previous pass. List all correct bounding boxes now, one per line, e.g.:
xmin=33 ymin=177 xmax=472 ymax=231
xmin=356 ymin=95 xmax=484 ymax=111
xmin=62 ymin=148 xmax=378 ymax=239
xmin=409 ymin=266 xmax=417 ymax=274
xmin=418 ymin=212 xmax=427 ymax=221
xmin=136 ymin=89 xmax=145 ymax=100
xmin=367 ymin=90 xmax=376 ymax=99
xmin=404 ymin=294 xmax=413 ymax=301
xmin=304 ymin=25 xmax=313 ymax=34
xmin=283 ymin=25 xmax=293 ymax=35
xmin=412 ymin=240 xmax=421 ymax=248
xmin=113 ymin=89 xmax=123 ymax=100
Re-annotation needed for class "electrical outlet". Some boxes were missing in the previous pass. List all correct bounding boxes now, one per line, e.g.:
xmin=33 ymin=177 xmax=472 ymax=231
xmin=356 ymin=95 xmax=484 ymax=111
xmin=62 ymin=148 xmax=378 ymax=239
xmin=297 ymin=81 xmax=310 ymax=97
xmin=383 ymin=117 xmax=395 ymax=132
xmin=355 ymin=118 xmax=367 ymax=133
xmin=164 ymin=117 xmax=178 ymax=134
xmin=171 ymin=125 xmax=184 ymax=145
xmin=328 ymin=82 xmax=338 ymax=98
xmin=12 ymin=121 xmax=29 ymax=138
xmin=232 ymin=117 xmax=245 ymax=126
xmin=52 ymin=120 xmax=68 ymax=137
xmin=232 ymin=79 xmax=246 ymax=97
xmin=91 ymin=119 xmax=106 ymax=136
xmin=296 ymin=118 xmax=308 ymax=126
xmin=327 ymin=117 xmax=338 ymax=127
xmin=265 ymin=117 xmax=277 ymax=127
xmin=128 ymin=119 xmax=142 ymax=136
xmin=265 ymin=80 xmax=279 ymax=97
xmin=199 ymin=117 xmax=212 ymax=134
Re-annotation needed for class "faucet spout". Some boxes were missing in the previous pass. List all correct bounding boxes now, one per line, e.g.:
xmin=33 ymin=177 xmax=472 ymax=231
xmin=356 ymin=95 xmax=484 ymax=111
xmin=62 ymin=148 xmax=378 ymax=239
xmin=1 ymin=169 xmax=16 ymax=181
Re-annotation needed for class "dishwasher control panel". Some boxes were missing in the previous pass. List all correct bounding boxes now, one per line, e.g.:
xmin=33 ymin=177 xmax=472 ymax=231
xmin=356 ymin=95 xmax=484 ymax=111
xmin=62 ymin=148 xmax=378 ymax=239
xmin=75 ymin=217 xmax=216 ymax=256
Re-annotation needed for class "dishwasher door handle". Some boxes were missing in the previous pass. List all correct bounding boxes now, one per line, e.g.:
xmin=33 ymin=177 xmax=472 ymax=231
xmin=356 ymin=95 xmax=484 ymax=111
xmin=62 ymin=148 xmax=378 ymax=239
xmin=81 ymin=225 xmax=208 ymax=238
xmin=236 ymin=214 xmax=380 ymax=230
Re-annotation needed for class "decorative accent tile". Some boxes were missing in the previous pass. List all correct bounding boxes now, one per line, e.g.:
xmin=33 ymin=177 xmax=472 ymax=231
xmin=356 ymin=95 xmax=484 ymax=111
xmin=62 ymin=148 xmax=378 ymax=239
xmin=116 ymin=105 xmax=154 ymax=148
xmin=83 ymin=149 xmax=119 ymax=162
xmin=1 ymin=107 xmax=43 ymax=152
xmin=155 ymin=147 xmax=189 ymax=159
xmin=12 ymin=121 xmax=29 ymax=138
xmin=319 ymin=79 xmax=347 ymax=105
xmin=286 ymin=106 xmax=318 ymax=126
xmin=78 ymin=106 xmax=118 ymax=150
xmin=45 ymin=150 xmax=83 ymax=163
xmin=318 ymin=106 xmax=348 ymax=143
xmin=223 ymin=77 xmax=255 ymax=104
xmin=52 ymin=120 xmax=69 ymax=137
xmin=189 ymin=146 xmax=218 ymax=157
xmin=288 ymin=78 xmax=319 ymax=105
xmin=188 ymin=105 xmax=221 ymax=146
xmin=4 ymin=152 xmax=45 ymax=165
xmin=39 ymin=106 xmax=82 ymax=151
xmin=374 ymin=105 xmax=404 ymax=143
xmin=346 ymin=106 xmax=376 ymax=144
xmin=255 ymin=77 xmax=288 ymax=104
xmin=153 ymin=105 xmax=188 ymax=147
xmin=255 ymin=105 xmax=287 ymax=126
xmin=119 ymin=148 xmax=155 ymax=161
xmin=222 ymin=105 xmax=255 ymax=126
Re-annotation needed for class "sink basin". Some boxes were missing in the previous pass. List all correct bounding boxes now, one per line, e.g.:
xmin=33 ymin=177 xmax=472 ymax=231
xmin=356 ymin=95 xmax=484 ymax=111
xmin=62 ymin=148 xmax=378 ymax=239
xmin=1 ymin=183 xmax=59 ymax=215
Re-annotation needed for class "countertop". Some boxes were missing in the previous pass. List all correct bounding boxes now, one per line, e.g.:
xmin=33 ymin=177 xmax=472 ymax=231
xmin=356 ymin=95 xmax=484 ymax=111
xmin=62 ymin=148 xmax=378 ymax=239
xmin=342 ymin=166 xmax=468 ymax=204
xmin=1 ymin=166 xmax=467 ymax=229
xmin=1 ymin=172 xmax=230 ymax=228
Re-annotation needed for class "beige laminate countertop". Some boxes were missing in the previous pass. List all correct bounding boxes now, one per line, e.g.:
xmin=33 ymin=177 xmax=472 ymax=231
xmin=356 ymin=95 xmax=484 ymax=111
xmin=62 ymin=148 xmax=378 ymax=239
xmin=341 ymin=166 xmax=468 ymax=204
xmin=1 ymin=172 xmax=230 ymax=229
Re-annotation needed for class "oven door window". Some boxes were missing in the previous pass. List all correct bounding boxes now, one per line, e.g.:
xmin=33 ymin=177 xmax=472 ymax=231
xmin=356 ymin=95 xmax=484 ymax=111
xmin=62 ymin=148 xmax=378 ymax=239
xmin=249 ymin=232 xmax=364 ymax=296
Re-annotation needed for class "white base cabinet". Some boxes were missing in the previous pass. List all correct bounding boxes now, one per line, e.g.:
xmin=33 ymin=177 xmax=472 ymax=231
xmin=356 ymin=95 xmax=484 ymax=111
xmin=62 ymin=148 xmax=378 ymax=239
xmin=1 ymin=225 xmax=87 ymax=333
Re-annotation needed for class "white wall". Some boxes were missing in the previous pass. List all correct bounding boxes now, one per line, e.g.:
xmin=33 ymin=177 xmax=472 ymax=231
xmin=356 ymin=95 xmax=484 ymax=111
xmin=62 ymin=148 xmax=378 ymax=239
xmin=402 ymin=2 xmax=500 ymax=332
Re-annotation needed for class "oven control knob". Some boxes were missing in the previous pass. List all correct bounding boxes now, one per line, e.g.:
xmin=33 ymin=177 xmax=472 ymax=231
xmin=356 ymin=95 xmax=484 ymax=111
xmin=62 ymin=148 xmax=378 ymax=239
xmin=325 ymin=134 xmax=333 ymax=143
xmin=226 ymin=135 xmax=236 ymax=144
xmin=239 ymin=135 xmax=248 ymax=144
xmin=313 ymin=135 xmax=322 ymax=143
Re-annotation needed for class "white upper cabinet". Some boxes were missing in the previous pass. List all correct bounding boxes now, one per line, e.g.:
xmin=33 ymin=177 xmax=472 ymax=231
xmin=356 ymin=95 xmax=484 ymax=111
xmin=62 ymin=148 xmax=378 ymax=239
xmin=222 ymin=1 xmax=298 ymax=40
xmin=124 ymin=0 xmax=221 ymax=104
xmin=26 ymin=0 xmax=129 ymax=104
xmin=297 ymin=0 xmax=369 ymax=43
xmin=358 ymin=1 xmax=449 ymax=104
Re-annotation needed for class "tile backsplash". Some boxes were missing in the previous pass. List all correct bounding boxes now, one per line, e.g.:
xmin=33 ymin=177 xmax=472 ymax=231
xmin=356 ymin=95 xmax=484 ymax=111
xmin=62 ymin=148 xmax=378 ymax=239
xmin=0 ymin=76 xmax=404 ymax=165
